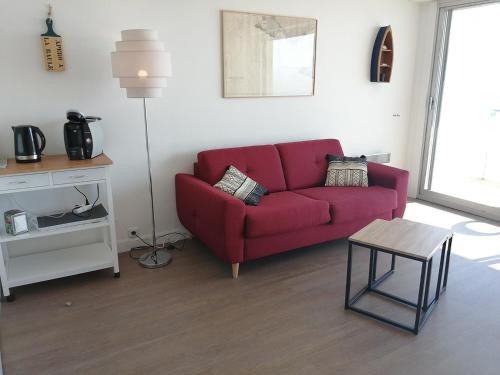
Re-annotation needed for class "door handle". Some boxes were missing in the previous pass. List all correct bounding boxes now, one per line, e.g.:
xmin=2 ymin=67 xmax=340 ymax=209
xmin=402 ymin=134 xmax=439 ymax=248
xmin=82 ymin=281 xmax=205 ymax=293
xmin=429 ymin=96 xmax=436 ymax=112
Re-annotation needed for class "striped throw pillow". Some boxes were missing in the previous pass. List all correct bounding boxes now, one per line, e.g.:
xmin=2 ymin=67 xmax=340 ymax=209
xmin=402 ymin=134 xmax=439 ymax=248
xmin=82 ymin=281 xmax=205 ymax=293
xmin=325 ymin=155 xmax=368 ymax=187
xmin=214 ymin=165 xmax=268 ymax=206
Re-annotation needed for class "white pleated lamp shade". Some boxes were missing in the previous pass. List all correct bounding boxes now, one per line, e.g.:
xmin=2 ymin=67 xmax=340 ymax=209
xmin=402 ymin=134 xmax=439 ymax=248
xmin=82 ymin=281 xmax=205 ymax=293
xmin=111 ymin=29 xmax=172 ymax=98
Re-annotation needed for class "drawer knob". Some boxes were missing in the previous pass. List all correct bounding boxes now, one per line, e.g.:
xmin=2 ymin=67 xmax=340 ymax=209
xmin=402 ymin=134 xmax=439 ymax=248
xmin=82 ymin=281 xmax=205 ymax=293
xmin=71 ymin=175 xmax=87 ymax=179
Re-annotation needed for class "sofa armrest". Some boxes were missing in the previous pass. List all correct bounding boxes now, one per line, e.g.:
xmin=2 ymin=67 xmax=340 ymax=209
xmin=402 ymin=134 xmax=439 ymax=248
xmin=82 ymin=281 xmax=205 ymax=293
xmin=368 ymin=162 xmax=409 ymax=218
xmin=175 ymin=173 xmax=246 ymax=264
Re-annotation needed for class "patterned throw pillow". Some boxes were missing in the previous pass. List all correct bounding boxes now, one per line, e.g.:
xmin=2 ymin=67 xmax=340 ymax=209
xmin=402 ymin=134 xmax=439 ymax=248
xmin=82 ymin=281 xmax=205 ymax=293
xmin=325 ymin=155 xmax=369 ymax=187
xmin=214 ymin=165 xmax=268 ymax=206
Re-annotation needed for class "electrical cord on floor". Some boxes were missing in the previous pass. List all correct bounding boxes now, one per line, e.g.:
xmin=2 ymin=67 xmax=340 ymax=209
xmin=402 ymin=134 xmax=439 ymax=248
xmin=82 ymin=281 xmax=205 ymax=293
xmin=131 ymin=232 xmax=152 ymax=249
xmin=129 ymin=231 xmax=188 ymax=260
xmin=157 ymin=232 xmax=187 ymax=251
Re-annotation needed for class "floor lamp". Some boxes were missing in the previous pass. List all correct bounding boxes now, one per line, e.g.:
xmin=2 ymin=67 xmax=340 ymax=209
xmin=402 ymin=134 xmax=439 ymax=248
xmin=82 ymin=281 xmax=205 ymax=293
xmin=111 ymin=29 xmax=173 ymax=268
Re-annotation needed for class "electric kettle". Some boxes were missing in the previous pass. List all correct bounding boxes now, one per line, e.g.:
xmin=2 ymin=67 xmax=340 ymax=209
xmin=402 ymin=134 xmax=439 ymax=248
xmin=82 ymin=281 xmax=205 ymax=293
xmin=12 ymin=125 xmax=46 ymax=163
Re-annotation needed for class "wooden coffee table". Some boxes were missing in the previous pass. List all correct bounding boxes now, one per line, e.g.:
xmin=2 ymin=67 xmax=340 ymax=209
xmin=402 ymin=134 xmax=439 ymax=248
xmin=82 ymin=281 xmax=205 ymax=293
xmin=345 ymin=218 xmax=453 ymax=334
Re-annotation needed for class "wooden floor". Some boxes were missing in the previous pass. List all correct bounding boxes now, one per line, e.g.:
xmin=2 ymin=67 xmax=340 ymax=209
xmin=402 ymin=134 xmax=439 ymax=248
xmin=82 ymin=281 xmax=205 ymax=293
xmin=1 ymin=201 xmax=500 ymax=375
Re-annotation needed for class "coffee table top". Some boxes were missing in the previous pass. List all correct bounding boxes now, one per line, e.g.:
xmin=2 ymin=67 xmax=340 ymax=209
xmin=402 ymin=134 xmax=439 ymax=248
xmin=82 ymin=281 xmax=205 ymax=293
xmin=349 ymin=218 xmax=453 ymax=260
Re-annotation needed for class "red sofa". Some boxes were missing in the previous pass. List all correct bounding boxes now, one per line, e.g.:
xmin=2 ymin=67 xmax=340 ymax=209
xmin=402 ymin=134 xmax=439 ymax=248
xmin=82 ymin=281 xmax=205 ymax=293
xmin=176 ymin=139 xmax=409 ymax=278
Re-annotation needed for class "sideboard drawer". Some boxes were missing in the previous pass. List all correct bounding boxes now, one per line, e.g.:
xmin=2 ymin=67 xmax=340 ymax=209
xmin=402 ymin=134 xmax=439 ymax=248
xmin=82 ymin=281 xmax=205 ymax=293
xmin=0 ymin=173 xmax=50 ymax=191
xmin=52 ymin=168 xmax=106 ymax=185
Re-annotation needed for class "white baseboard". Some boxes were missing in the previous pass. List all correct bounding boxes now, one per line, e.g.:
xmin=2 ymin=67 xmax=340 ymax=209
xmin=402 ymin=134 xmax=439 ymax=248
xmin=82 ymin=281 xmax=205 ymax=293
xmin=117 ymin=228 xmax=192 ymax=253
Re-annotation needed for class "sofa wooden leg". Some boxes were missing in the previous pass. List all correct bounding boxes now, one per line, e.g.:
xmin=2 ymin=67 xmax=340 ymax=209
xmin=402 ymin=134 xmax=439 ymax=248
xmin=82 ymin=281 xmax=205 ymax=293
xmin=232 ymin=263 xmax=239 ymax=279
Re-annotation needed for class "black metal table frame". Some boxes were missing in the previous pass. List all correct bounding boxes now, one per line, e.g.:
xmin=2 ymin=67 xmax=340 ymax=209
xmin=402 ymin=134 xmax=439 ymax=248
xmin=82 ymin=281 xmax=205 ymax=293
xmin=344 ymin=235 xmax=453 ymax=334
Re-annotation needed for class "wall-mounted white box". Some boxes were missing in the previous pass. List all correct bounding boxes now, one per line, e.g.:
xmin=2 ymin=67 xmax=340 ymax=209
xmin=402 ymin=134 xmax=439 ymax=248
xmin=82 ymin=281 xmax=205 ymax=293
xmin=366 ymin=152 xmax=391 ymax=164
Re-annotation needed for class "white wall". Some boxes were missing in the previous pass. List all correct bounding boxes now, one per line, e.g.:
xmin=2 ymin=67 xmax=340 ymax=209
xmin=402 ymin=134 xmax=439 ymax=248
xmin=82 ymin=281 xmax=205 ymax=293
xmin=0 ymin=0 xmax=420 ymax=250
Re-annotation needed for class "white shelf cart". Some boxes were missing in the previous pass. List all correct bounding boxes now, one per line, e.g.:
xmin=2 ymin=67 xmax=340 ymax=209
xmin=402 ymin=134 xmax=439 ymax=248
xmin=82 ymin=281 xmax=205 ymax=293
xmin=0 ymin=154 xmax=119 ymax=301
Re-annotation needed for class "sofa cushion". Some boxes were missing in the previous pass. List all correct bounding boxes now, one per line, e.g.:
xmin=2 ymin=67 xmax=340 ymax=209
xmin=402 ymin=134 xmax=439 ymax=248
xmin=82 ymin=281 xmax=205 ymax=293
xmin=276 ymin=139 xmax=344 ymax=190
xmin=214 ymin=165 xmax=268 ymax=206
xmin=197 ymin=145 xmax=287 ymax=193
xmin=294 ymin=186 xmax=397 ymax=224
xmin=245 ymin=191 xmax=331 ymax=238
xmin=325 ymin=155 xmax=368 ymax=187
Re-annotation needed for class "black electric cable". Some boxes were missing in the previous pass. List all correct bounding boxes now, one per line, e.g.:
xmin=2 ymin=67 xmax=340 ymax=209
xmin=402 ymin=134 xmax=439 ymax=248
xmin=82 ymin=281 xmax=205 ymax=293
xmin=158 ymin=232 xmax=187 ymax=250
xmin=134 ymin=233 xmax=152 ymax=247
xmin=74 ymin=186 xmax=90 ymax=205
xmin=129 ymin=248 xmax=149 ymax=259
xmin=157 ymin=231 xmax=186 ymax=240
xmin=72 ymin=185 xmax=100 ymax=218
xmin=128 ymin=232 xmax=187 ymax=259
xmin=129 ymin=233 xmax=153 ymax=259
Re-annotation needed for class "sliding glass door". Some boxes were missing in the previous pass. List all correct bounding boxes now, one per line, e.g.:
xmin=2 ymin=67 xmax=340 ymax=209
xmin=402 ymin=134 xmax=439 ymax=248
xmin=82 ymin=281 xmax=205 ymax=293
xmin=420 ymin=0 xmax=500 ymax=221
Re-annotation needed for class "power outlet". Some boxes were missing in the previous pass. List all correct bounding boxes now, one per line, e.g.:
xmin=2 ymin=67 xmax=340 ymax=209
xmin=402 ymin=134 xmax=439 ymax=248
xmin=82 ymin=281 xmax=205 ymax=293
xmin=127 ymin=227 xmax=139 ymax=238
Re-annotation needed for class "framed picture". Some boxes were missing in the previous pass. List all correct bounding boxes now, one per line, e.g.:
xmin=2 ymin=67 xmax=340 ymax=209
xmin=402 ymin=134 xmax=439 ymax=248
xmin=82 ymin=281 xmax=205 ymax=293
xmin=222 ymin=10 xmax=318 ymax=98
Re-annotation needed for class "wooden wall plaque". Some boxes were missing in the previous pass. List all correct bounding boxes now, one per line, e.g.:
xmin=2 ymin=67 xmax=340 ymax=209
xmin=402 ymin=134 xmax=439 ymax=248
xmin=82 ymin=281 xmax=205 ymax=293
xmin=41 ymin=18 xmax=65 ymax=72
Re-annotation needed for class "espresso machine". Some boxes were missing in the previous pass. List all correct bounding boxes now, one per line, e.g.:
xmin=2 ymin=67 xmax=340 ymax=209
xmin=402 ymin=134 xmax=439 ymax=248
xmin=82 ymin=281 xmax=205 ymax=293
xmin=64 ymin=110 xmax=104 ymax=160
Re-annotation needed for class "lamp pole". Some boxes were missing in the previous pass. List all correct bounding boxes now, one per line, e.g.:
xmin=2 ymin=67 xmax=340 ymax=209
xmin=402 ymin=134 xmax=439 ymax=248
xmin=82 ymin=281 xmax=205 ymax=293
xmin=138 ymin=98 xmax=172 ymax=268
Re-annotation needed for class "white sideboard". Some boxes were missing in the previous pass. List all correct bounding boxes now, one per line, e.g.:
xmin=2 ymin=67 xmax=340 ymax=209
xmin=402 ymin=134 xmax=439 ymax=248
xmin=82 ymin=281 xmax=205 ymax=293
xmin=0 ymin=154 xmax=119 ymax=301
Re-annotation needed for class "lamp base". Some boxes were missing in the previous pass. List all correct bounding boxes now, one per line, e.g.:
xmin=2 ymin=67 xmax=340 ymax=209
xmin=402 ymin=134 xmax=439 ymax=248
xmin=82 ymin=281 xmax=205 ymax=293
xmin=139 ymin=249 xmax=173 ymax=269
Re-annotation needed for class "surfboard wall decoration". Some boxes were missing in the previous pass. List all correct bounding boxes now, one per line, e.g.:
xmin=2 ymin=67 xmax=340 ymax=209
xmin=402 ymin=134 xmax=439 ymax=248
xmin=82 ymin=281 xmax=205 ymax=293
xmin=370 ymin=26 xmax=393 ymax=83
xmin=40 ymin=6 xmax=65 ymax=72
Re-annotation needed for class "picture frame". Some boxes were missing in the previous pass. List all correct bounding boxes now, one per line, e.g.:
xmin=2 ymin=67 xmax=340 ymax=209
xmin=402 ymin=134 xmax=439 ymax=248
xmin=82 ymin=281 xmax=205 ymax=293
xmin=221 ymin=10 xmax=318 ymax=98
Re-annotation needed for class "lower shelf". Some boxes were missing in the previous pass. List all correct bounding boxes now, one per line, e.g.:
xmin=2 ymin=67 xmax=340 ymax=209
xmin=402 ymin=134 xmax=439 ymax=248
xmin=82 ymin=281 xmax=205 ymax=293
xmin=7 ymin=242 xmax=114 ymax=288
xmin=0 ymin=219 xmax=110 ymax=244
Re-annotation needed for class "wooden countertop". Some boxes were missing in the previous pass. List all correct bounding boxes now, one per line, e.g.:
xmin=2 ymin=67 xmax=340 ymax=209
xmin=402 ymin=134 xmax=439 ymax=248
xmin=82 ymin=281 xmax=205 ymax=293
xmin=0 ymin=154 xmax=113 ymax=176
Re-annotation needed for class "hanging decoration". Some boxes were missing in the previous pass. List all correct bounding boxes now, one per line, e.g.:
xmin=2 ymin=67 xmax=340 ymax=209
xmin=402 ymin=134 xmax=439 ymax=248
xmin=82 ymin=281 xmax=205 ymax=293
xmin=40 ymin=4 xmax=65 ymax=71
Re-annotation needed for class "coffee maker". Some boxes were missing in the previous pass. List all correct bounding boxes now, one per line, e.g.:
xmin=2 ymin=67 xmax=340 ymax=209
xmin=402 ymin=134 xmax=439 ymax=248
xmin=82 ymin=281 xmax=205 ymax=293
xmin=12 ymin=125 xmax=46 ymax=163
xmin=64 ymin=111 xmax=104 ymax=160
